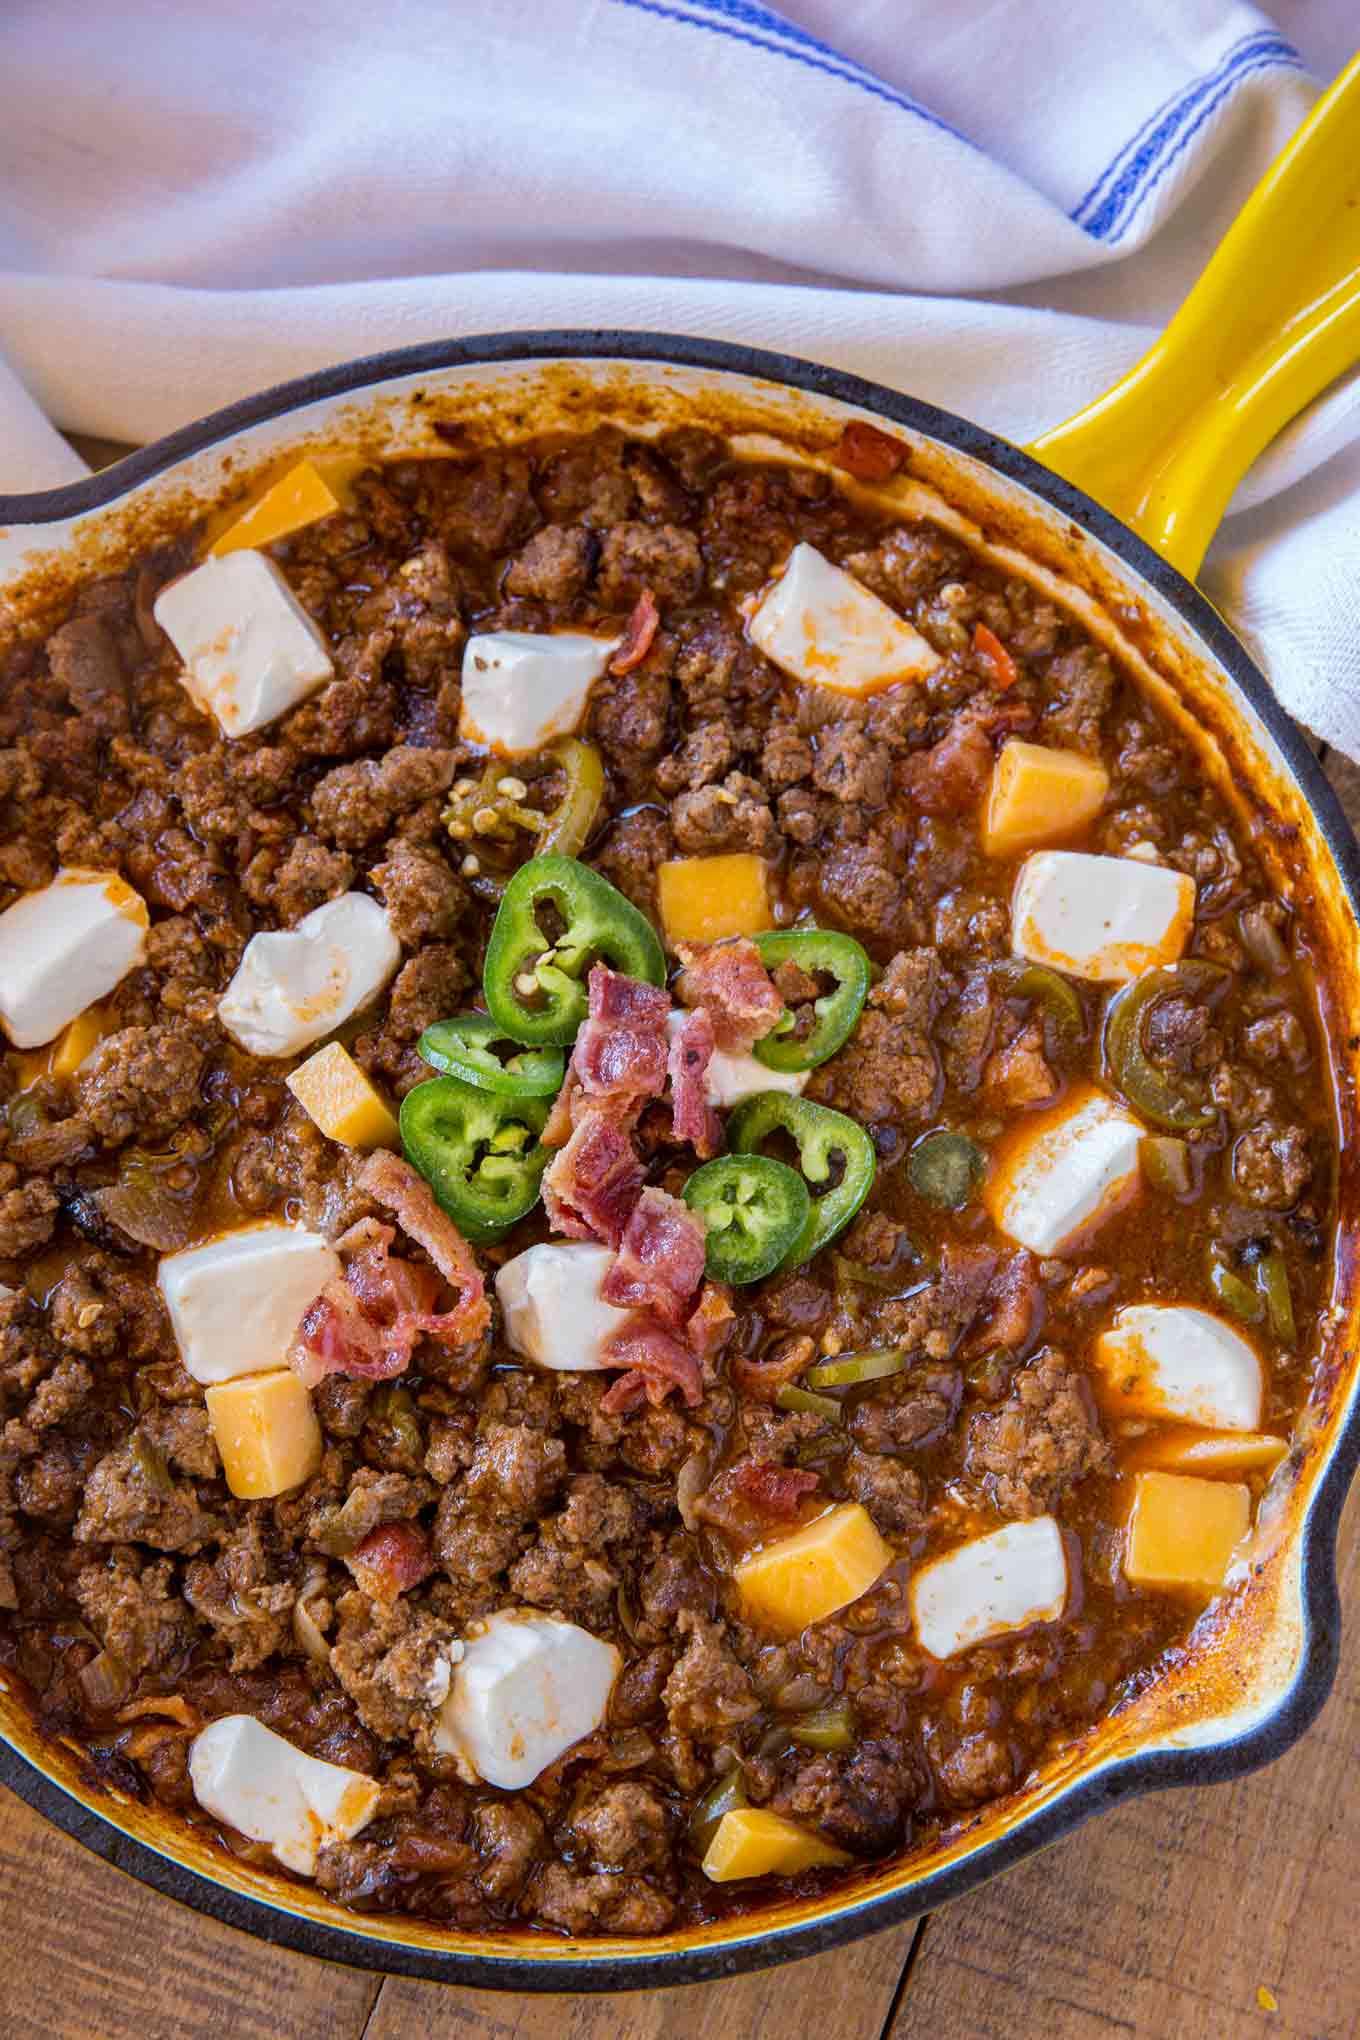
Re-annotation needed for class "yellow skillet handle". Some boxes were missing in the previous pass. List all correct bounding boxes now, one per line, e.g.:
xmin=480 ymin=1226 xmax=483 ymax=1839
xmin=1028 ymin=52 xmax=1360 ymax=580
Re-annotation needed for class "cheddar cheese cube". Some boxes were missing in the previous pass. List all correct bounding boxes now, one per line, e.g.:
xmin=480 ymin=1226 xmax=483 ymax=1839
xmin=702 ymin=1806 xmax=852 ymax=1882
xmin=735 ymin=1503 xmax=892 ymax=1633
xmin=657 ymin=855 xmax=773 ymax=947
xmin=1123 ymin=1470 xmax=1250 ymax=1593
xmin=983 ymin=740 xmax=1109 ymax=858
xmin=286 ymin=1041 xmax=400 ymax=1150
xmin=210 ymin=460 xmax=341 ymax=558
xmin=16 ymin=1003 xmax=107 ymax=1088
xmin=206 ymin=1369 xmax=323 ymax=1499
xmin=1123 ymin=1430 xmax=1287 ymax=1478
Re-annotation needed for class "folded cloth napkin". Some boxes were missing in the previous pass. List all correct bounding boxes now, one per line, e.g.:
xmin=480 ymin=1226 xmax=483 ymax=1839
xmin=1 ymin=0 xmax=1357 ymax=746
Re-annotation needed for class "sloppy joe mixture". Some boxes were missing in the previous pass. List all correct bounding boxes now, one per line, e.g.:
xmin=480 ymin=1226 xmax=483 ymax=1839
xmin=0 ymin=418 xmax=1335 ymax=1934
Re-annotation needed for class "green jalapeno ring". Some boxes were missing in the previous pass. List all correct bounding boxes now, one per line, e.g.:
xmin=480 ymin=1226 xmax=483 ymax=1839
xmin=682 ymin=1154 xmax=811 ymax=1285
xmin=418 ymin=1013 xmax=566 ymax=1098
xmin=725 ymin=1092 xmax=877 ymax=1270
xmin=751 ymin=928 xmax=872 ymax=1073
xmin=1102 ymin=960 xmax=1231 ymax=1131
xmin=482 ymin=853 xmax=666 ymax=1047
xmin=992 ymin=959 xmax=1086 ymax=1042
xmin=907 ymin=1130 xmax=986 ymax=1211
xmin=399 ymin=1073 xmax=552 ymax=1245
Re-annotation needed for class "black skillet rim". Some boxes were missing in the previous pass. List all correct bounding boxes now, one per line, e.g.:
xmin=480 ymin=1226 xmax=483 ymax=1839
xmin=0 ymin=330 xmax=1357 ymax=1993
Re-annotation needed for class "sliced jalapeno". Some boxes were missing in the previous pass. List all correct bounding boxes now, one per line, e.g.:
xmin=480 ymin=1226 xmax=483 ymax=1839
xmin=482 ymin=853 xmax=666 ymax=1047
xmin=1103 ymin=961 xmax=1230 ymax=1131
xmin=535 ymin=738 xmax=606 ymax=860
xmin=725 ymin=1092 xmax=877 ymax=1269
xmin=908 ymin=1130 xmax=986 ymax=1210
xmin=774 ymin=1384 xmax=842 ymax=1422
xmin=682 ymin=1155 xmax=811 ymax=1285
xmin=752 ymin=928 xmax=872 ymax=1072
xmin=418 ymin=1013 xmax=566 ymax=1097
xmin=399 ymin=1074 xmax=551 ymax=1244
xmin=993 ymin=959 xmax=1085 ymax=1041
xmin=805 ymin=1347 xmax=907 ymax=1389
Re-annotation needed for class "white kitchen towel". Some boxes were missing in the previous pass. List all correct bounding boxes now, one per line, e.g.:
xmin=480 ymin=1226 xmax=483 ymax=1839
xmin=0 ymin=1 xmax=1357 ymax=746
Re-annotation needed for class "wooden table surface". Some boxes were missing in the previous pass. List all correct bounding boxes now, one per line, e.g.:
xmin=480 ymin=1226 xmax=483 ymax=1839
xmin=3 ymin=440 xmax=1356 ymax=2038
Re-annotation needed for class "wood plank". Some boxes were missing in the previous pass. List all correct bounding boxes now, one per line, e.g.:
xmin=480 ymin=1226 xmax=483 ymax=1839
xmin=363 ymin=1920 xmax=921 ymax=2040
xmin=0 ymin=1784 xmax=381 ymax=2040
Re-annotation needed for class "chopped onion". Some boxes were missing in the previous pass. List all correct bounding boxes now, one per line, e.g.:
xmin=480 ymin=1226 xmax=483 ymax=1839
xmin=78 ymin=1649 xmax=131 ymax=1712
xmin=95 ymin=1171 xmax=193 ymax=1252
xmin=291 ymin=1565 xmax=334 ymax=1667
xmin=676 ymin=1449 xmax=711 ymax=1532
xmin=116 ymin=1692 xmax=199 ymax=1728
xmin=1239 ymin=904 xmax=1290 ymax=976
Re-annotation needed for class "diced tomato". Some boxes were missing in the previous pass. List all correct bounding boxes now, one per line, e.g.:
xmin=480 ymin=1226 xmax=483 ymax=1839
xmin=832 ymin=421 xmax=910 ymax=483
xmin=973 ymin=622 xmax=1019 ymax=689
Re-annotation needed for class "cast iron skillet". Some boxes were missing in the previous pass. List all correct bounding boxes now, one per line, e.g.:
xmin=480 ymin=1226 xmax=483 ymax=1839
xmin=0 ymin=60 xmax=1357 ymax=1997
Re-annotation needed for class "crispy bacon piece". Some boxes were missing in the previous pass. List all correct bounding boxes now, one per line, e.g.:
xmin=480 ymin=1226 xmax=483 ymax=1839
xmin=729 ymin=1458 xmax=821 ymax=1516
xmin=832 ymin=420 xmax=909 ymax=483
xmin=570 ymin=964 xmax=670 ymax=1120
xmin=898 ymin=700 xmax=1032 ymax=815
xmin=668 ymin=1005 xmax=722 ymax=1157
xmin=361 ymin=1150 xmax=489 ymax=1345
xmin=973 ymin=621 xmax=1018 ymax=689
xmin=609 ymin=588 xmax=660 ymax=675
xmin=675 ymin=938 xmax=783 ymax=1053
xmin=346 ymin=1521 xmax=435 ymax=1603
xmin=289 ymin=1218 xmax=476 ymax=1383
xmin=599 ymin=1313 xmax=704 ymax=1413
xmin=542 ymin=1111 xmax=645 ymax=1244
xmin=601 ymin=1187 xmax=706 ymax=1327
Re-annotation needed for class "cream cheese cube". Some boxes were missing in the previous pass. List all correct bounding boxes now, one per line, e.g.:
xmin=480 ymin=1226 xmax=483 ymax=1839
xmin=748 ymin=542 xmax=940 ymax=694
xmin=188 ymin=1714 xmax=379 ymax=1876
xmin=153 ymin=549 xmax=334 ymax=737
xmin=0 ymin=868 xmax=148 ymax=1049
xmin=158 ymin=1224 xmax=340 ymax=1384
xmin=1094 ymin=1305 xmax=1263 ymax=1432
xmin=433 ymin=1609 xmax=620 ymax=1788
xmin=495 ymin=1241 xmax=631 ymax=1373
xmin=911 ymin=1515 xmax=1069 ymax=1659
xmin=218 ymin=892 xmax=400 ymax=1059
xmin=664 ymin=1010 xmax=808 ymax=1110
xmin=985 ymin=1084 xmax=1143 ymax=1256
xmin=459 ymin=630 xmax=621 ymax=755
xmin=1011 ymin=849 xmax=1195 ymax=983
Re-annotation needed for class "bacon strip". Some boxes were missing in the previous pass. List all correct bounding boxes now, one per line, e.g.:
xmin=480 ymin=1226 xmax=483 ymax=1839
xmin=569 ymin=964 xmax=670 ymax=1122
xmin=832 ymin=420 xmax=909 ymax=483
xmin=599 ymin=1313 xmax=704 ymax=1413
xmin=542 ymin=1111 xmax=645 ymax=1245
xmin=667 ymin=1005 xmax=722 ymax=1158
xmin=609 ymin=588 xmax=660 ymax=675
xmin=675 ymin=938 xmax=783 ymax=1053
xmin=601 ymin=1187 xmax=706 ymax=1327
xmin=362 ymin=1149 xmax=490 ymax=1345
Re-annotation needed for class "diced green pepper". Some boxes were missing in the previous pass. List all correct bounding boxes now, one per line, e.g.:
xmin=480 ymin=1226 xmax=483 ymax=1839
xmin=752 ymin=929 xmax=872 ymax=1072
xmin=1208 ymin=1255 xmax=1264 ymax=1325
xmin=908 ymin=1130 xmax=986 ymax=1210
xmin=790 ymin=1700 xmax=856 ymax=1752
xmin=1102 ymin=961 xmax=1230 ymax=1131
xmin=418 ymin=1012 xmax=566 ymax=1098
xmin=682 ymin=1154 xmax=811 ymax=1285
xmin=1257 ymin=1244 xmax=1296 ymax=1345
xmin=689 ymin=1769 xmax=749 ymax=1853
xmin=725 ymin=1092 xmax=877 ymax=1269
xmin=482 ymin=853 xmax=665 ymax=1047
xmin=1140 ymin=1135 xmax=1192 ymax=1197
xmin=399 ymin=1073 xmax=551 ymax=1244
